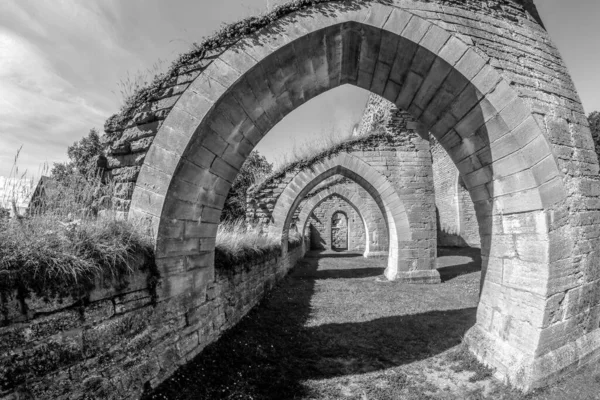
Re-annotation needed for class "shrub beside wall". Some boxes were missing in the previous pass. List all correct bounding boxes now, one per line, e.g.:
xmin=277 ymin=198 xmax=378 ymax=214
xmin=0 ymin=245 xmax=306 ymax=399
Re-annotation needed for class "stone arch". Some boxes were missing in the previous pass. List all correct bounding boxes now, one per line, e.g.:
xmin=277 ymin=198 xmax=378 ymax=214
xmin=296 ymin=184 xmax=388 ymax=257
xmin=269 ymin=152 xmax=427 ymax=281
xmin=124 ymin=2 xmax=600 ymax=390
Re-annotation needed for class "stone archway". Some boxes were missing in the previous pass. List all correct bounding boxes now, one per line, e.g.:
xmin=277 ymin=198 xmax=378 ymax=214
xmin=116 ymin=1 xmax=600 ymax=391
xmin=268 ymin=152 xmax=434 ymax=281
xmin=296 ymin=183 xmax=389 ymax=257
xmin=305 ymin=192 xmax=369 ymax=254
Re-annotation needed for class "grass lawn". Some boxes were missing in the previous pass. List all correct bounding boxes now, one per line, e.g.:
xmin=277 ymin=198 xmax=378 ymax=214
xmin=144 ymin=248 xmax=600 ymax=400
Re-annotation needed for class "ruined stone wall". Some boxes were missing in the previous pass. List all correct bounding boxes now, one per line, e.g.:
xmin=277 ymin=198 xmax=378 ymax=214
xmin=96 ymin=0 xmax=600 ymax=391
xmin=247 ymin=123 xmax=436 ymax=269
xmin=0 ymin=246 xmax=305 ymax=399
xmin=292 ymin=176 xmax=348 ymax=225
xmin=102 ymin=0 xmax=545 ymax=214
xmin=246 ymin=131 xmax=419 ymax=225
xmin=357 ymin=94 xmax=422 ymax=138
xmin=358 ymin=94 xmax=482 ymax=249
xmin=429 ymin=134 xmax=459 ymax=246
xmin=307 ymin=195 xmax=365 ymax=251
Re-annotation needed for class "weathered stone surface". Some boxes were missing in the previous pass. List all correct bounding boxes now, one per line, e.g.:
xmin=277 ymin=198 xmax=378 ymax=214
xmin=92 ymin=0 xmax=600 ymax=395
xmin=0 ymin=247 xmax=305 ymax=399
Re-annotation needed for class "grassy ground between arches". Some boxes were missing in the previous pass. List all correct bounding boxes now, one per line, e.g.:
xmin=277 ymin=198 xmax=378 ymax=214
xmin=144 ymin=248 xmax=600 ymax=400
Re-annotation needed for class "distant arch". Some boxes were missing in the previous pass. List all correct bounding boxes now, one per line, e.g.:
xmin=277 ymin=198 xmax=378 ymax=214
xmin=270 ymin=152 xmax=419 ymax=280
xmin=296 ymin=183 xmax=389 ymax=256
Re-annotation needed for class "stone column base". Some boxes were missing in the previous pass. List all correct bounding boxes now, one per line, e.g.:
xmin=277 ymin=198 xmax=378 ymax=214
xmin=394 ymin=270 xmax=441 ymax=284
xmin=465 ymin=324 xmax=600 ymax=392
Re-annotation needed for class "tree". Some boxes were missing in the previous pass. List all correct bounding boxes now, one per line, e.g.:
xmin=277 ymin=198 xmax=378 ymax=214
xmin=51 ymin=128 xmax=104 ymax=181
xmin=49 ymin=162 xmax=75 ymax=183
xmin=221 ymin=151 xmax=273 ymax=221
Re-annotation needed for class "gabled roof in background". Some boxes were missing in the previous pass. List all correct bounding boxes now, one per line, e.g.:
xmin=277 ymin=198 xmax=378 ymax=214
xmin=0 ymin=176 xmax=56 ymax=212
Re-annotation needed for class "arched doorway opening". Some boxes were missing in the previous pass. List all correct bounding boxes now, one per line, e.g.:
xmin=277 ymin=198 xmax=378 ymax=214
xmin=331 ymin=210 xmax=349 ymax=251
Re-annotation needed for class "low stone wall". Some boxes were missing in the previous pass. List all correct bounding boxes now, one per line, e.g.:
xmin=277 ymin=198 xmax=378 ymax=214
xmin=0 ymin=245 xmax=305 ymax=399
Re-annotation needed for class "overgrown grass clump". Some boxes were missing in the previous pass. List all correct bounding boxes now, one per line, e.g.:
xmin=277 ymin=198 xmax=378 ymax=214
xmin=0 ymin=169 xmax=155 ymax=304
xmin=215 ymin=220 xmax=302 ymax=270
xmin=0 ymin=216 xmax=154 ymax=302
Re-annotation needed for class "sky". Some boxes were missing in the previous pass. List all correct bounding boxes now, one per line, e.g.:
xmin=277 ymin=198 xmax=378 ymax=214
xmin=0 ymin=0 xmax=598 ymax=178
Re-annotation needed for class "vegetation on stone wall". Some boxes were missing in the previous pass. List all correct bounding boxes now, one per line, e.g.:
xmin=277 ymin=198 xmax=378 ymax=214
xmin=103 ymin=0 xmax=370 ymax=138
xmin=215 ymin=219 xmax=301 ymax=270
xmin=0 ymin=214 xmax=154 ymax=304
xmin=249 ymin=128 xmax=410 ymax=196
xmin=0 ymin=154 xmax=155 ymax=308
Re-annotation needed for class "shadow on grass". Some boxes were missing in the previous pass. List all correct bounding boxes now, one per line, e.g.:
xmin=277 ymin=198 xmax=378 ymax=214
xmin=437 ymin=247 xmax=482 ymax=283
xmin=292 ymin=267 xmax=384 ymax=279
xmin=144 ymin=253 xmax=478 ymax=400
xmin=305 ymin=250 xmax=364 ymax=258
xmin=291 ymin=256 xmax=383 ymax=279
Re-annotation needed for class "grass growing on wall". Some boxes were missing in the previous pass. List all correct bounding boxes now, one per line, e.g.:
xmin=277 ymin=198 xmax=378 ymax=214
xmin=0 ymin=215 xmax=154 ymax=302
xmin=215 ymin=219 xmax=302 ymax=269
xmin=0 ymin=158 xmax=155 ymax=305
xmin=249 ymin=129 xmax=398 ymax=196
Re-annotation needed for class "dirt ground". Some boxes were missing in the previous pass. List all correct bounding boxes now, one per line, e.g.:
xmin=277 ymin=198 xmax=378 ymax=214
xmin=144 ymin=248 xmax=600 ymax=400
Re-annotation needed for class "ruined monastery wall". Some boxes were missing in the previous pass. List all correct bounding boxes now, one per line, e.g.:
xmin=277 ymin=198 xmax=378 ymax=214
xmin=0 ymin=247 xmax=304 ymax=399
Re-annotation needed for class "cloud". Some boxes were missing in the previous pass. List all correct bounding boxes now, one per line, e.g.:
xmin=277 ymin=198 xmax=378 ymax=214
xmin=0 ymin=1 xmax=138 ymax=178
xmin=0 ymin=28 xmax=111 ymax=176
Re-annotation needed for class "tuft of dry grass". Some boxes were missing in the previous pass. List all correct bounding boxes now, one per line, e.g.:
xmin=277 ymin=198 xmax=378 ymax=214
xmin=112 ymin=59 xmax=167 ymax=107
xmin=215 ymin=219 xmax=302 ymax=269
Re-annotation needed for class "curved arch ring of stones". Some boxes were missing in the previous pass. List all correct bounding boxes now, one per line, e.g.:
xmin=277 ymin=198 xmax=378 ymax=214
xmin=269 ymin=152 xmax=409 ymax=277
xmin=130 ymin=3 xmax=561 ymax=265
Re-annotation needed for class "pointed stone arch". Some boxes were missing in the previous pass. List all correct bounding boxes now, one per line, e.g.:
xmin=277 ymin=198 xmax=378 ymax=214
xmin=122 ymin=2 xmax=600 ymax=390
xmin=304 ymin=192 xmax=370 ymax=255
xmin=269 ymin=152 xmax=431 ymax=281
xmin=296 ymin=183 xmax=389 ymax=257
